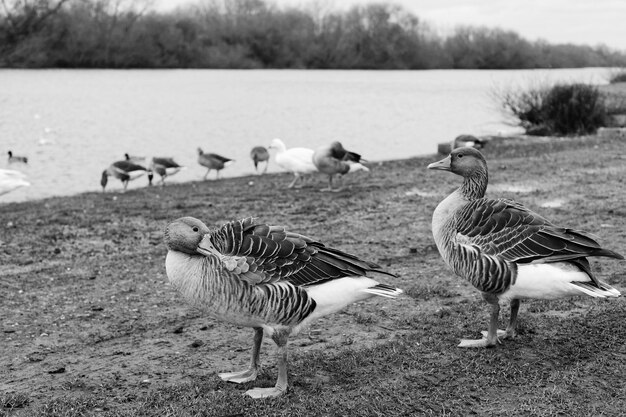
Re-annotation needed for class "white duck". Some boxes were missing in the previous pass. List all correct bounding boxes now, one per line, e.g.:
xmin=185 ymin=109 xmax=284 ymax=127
xmin=164 ymin=216 xmax=402 ymax=398
xmin=0 ymin=169 xmax=30 ymax=196
xmin=100 ymin=160 xmax=148 ymax=192
xmin=268 ymin=138 xmax=317 ymax=188
xmin=428 ymin=147 xmax=622 ymax=348
xmin=312 ymin=141 xmax=369 ymax=191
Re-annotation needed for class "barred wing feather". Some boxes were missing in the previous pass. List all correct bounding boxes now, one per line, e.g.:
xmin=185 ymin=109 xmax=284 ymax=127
xmin=208 ymin=218 xmax=395 ymax=287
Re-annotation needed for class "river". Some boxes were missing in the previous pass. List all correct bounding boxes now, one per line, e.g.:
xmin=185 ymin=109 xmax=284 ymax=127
xmin=0 ymin=68 xmax=610 ymax=202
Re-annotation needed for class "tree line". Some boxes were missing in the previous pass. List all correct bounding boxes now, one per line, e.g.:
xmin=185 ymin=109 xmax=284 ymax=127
xmin=1 ymin=0 xmax=625 ymax=69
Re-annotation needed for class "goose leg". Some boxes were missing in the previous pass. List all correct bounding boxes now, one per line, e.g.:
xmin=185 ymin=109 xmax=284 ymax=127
xmin=262 ymin=162 xmax=268 ymax=174
xmin=321 ymin=175 xmax=334 ymax=192
xmin=219 ymin=327 xmax=263 ymax=384
xmin=204 ymin=169 xmax=210 ymax=180
xmin=287 ymin=174 xmax=299 ymax=188
xmin=246 ymin=331 xmax=289 ymax=398
xmin=505 ymin=299 xmax=520 ymax=339
xmin=459 ymin=293 xmax=501 ymax=348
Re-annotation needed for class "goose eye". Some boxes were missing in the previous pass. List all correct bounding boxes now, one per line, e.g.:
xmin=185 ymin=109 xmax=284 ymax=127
xmin=457 ymin=154 xmax=464 ymax=158
xmin=192 ymin=226 xmax=199 ymax=232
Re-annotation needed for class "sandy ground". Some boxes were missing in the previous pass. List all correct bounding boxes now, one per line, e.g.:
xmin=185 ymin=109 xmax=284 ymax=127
xmin=0 ymin=131 xmax=625 ymax=414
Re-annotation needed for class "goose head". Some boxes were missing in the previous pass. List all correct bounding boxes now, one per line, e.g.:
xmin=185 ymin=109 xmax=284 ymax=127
xmin=428 ymin=147 xmax=487 ymax=177
xmin=268 ymin=138 xmax=286 ymax=152
xmin=428 ymin=147 xmax=489 ymax=200
xmin=165 ymin=217 xmax=211 ymax=255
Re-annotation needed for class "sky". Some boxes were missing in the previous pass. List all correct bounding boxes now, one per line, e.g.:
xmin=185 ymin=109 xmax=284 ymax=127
xmin=155 ymin=0 xmax=626 ymax=52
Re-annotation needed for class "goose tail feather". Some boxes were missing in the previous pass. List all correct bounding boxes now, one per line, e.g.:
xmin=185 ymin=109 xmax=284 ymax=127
xmin=362 ymin=284 xmax=403 ymax=298
xmin=570 ymin=281 xmax=621 ymax=298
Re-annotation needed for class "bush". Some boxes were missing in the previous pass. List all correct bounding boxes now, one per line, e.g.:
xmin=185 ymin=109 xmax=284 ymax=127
xmin=495 ymin=82 xmax=608 ymax=136
xmin=609 ymin=68 xmax=626 ymax=83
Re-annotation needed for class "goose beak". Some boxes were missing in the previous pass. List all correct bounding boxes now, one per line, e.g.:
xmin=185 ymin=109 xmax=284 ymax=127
xmin=196 ymin=234 xmax=215 ymax=257
xmin=427 ymin=155 xmax=451 ymax=171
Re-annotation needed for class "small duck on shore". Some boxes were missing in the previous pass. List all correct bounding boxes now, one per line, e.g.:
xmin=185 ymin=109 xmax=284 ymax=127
xmin=101 ymin=160 xmax=148 ymax=192
xmin=164 ymin=216 xmax=402 ymax=398
xmin=148 ymin=157 xmax=185 ymax=186
xmin=312 ymin=141 xmax=369 ymax=192
xmin=8 ymin=151 xmax=28 ymax=164
xmin=428 ymin=147 xmax=622 ymax=348
xmin=250 ymin=146 xmax=270 ymax=174
xmin=197 ymin=148 xmax=234 ymax=180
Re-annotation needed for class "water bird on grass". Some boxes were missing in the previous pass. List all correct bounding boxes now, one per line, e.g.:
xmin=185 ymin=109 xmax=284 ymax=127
xmin=148 ymin=157 xmax=185 ymax=186
xmin=7 ymin=151 xmax=28 ymax=164
xmin=101 ymin=160 xmax=148 ymax=192
xmin=197 ymin=148 xmax=234 ymax=180
xmin=250 ymin=146 xmax=270 ymax=174
xmin=428 ymin=147 xmax=622 ymax=348
xmin=312 ymin=141 xmax=369 ymax=192
xmin=268 ymin=138 xmax=317 ymax=188
xmin=124 ymin=153 xmax=146 ymax=163
xmin=164 ymin=216 xmax=402 ymax=398
xmin=0 ymin=169 xmax=30 ymax=196
xmin=453 ymin=134 xmax=487 ymax=149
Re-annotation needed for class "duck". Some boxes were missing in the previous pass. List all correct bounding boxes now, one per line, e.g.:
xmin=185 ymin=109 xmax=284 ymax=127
xmin=312 ymin=141 xmax=369 ymax=192
xmin=0 ymin=169 xmax=30 ymax=196
xmin=100 ymin=160 xmax=148 ymax=192
xmin=197 ymin=148 xmax=234 ymax=180
xmin=7 ymin=151 xmax=28 ymax=164
xmin=267 ymin=138 xmax=317 ymax=188
xmin=452 ymin=134 xmax=487 ymax=150
xmin=148 ymin=157 xmax=185 ymax=186
xmin=250 ymin=146 xmax=270 ymax=174
xmin=428 ymin=147 xmax=622 ymax=348
xmin=124 ymin=153 xmax=146 ymax=163
xmin=164 ymin=216 xmax=402 ymax=398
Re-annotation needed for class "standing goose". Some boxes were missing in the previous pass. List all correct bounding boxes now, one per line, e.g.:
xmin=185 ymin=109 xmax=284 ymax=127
xmin=197 ymin=148 xmax=234 ymax=180
xmin=7 ymin=151 xmax=28 ymax=164
xmin=0 ymin=169 xmax=30 ymax=196
xmin=250 ymin=146 xmax=270 ymax=174
xmin=148 ymin=157 xmax=185 ymax=186
xmin=164 ymin=216 xmax=402 ymax=398
xmin=100 ymin=160 xmax=148 ymax=192
xmin=428 ymin=147 xmax=622 ymax=348
xmin=312 ymin=141 xmax=369 ymax=192
xmin=267 ymin=138 xmax=317 ymax=188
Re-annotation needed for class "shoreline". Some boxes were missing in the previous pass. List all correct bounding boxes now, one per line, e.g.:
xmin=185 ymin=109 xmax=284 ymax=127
xmin=1 ymin=130 xmax=625 ymax=415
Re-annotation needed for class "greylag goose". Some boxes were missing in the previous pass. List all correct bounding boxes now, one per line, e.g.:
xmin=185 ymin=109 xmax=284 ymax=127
xmin=0 ymin=169 xmax=30 ymax=196
xmin=197 ymin=148 xmax=233 ymax=180
xmin=7 ymin=151 xmax=28 ymax=164
xmin=268 ymin=138 xmax=317 ymax=188
xmin=312 ymin=141 xmax=369 ymax=191
xmin=164 ymin=216 xmax=402 ymax=398
xmin=100 ymin=160 xmax=147 ymax=192
xmin=148 ymin=157 xmax=185 ymax=186
xmin=124 ymin=153 xmax=146 ymax=163
xmin=453 ymin=134 xmax=487 ymax=150
xmin=250 ymin=146 xmax=270 ymax=174
xmin=428 ymin=147 xmax=622 ymax=348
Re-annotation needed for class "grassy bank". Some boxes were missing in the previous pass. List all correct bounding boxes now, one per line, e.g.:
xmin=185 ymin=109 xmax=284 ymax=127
xmin=1 ymin=132 xmax=625 ymax=416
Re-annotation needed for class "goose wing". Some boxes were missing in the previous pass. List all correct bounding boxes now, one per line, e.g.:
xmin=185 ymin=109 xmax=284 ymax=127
xmin=112 ymin=160 xmax=146 ymax=173
xmin=454 ymin=198 xmax=623 ymax=264
xmin=203 ymin=218 xmax=394 ymax=287
xmin=153 ymin=157 xmax=179 ymax=168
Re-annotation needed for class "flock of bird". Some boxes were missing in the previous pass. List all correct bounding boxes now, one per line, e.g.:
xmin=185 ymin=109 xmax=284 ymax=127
xmin=99 ymin=139 xmax=370 ymax=192
xmin=4 ymin=142 xmax=623 ymax=399
xmin=163 ymin=145 xmax=623 ymax=398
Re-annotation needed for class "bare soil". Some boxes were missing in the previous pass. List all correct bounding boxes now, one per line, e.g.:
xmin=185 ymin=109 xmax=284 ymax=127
xmin=1 ymin=132 xmax=625 ymax=416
